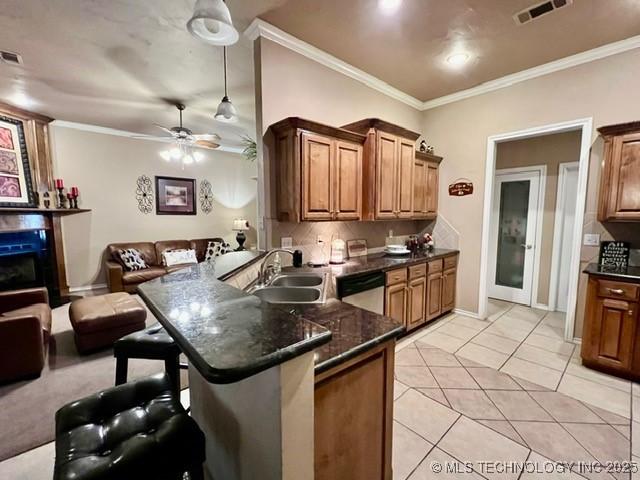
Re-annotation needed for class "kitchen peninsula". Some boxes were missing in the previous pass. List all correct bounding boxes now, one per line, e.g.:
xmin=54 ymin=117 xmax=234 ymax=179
xmin=137 ymin=251 xmax=405 ymax=480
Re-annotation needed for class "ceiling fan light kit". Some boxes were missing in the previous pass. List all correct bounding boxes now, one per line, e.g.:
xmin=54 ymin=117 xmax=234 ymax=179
xmin=187 ymin=0 xmax=239 ymax=46
xmin=214 ymin=46 xmax=238 ymax=123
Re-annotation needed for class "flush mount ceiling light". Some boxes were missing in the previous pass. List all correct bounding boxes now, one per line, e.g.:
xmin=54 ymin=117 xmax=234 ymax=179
xmin=446 ymin=52 xmax=470 ymax=67
xmin=187 ymin=0 xmax=239 ymax=46
xmin=378 ymin=0 xmax=402 ymax=13
xmin=214 ymin=46 xmax=238 ymax=123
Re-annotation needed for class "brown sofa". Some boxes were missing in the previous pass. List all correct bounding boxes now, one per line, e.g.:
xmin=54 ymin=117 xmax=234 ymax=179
xmin=0 ymin=287 xmax=52 ymax=383
xmin=106 ymin=238 xmax=224 ymax=293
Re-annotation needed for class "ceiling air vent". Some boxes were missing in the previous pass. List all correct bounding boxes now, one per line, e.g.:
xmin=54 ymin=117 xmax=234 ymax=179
xmin=0 ymin=51 xmax=23 ymax=65
xmin=514 ymin=0 xmax=572 ymax=25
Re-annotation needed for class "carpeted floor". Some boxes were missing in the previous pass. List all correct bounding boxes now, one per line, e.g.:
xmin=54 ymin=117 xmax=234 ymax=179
xmin=0 ymin=296 xmax=184 ymax=462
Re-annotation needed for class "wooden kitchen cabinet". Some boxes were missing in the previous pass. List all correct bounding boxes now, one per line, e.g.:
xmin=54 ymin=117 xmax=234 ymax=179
xmin=385 ymin=281 xmax=407 ymax=325
xmin=414 ymin=151 xmax=442 ymax=219
xmin=269 ymin=117 xmax=365 ymax=222
xmin=582 ymin=274 xmax=640 ymax=380
xmin=597 ymin=121 xmax=640 ymax=222
xmin=341 ymin=119 xmax=421 ymax=221
xmin=407 ymin=276 xmax=427 ymax=330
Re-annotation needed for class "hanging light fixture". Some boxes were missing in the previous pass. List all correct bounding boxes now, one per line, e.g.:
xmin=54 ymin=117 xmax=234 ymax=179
xmin=187 ymin=0 xmax=239 ymax=46
xmin=214 ymin=46 xmax=238 ymax=123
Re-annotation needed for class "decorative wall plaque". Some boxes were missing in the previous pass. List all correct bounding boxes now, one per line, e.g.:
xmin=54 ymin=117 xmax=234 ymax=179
xmin=448 ymin=178 xmax=474 ymax=196
xmin=199 ymin=179 xmax=213 ymax=214
xmin=346 ymin=239 xmax=368 ymax=258
xmin=135 ymin=175 xmax=154 ymax=214
xmin=598 ymin=241 xmax=630 ymax=268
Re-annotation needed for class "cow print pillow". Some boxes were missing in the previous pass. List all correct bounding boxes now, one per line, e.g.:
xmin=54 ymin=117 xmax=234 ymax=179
xmin=205 ymin=241 xmax=233 ymax=261
xmin=118 ymin=248 xmax=148 ymax=271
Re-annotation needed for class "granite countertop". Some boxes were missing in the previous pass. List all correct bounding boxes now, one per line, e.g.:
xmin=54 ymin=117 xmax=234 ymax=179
xmin=137 ymin=261 xmax=332 ymax=384
xmin=331 ymin=248 xmax=459 ymax=279
xmin=213 ymin=250 xmax=267 ymax=281
xmin=583 ymin=263 xmax=640 ymax=281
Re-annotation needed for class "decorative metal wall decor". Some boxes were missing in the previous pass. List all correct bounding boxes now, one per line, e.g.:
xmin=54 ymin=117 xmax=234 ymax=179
xmin=199 ymin=179 xmax=213 ymax=214
xmin=135 ymin=175 xmax=154 ymax=213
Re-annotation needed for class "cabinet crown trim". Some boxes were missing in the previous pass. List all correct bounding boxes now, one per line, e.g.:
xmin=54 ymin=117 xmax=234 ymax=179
xmin=269 ymin=117 xmax=366 ymax=144
xmin=597 ymin=121 xmax=640 ymax=137
xmin=341 ymin=118 xmax=421 ymax=141
xmin=416 ymin=150 xmax=443 ymax=163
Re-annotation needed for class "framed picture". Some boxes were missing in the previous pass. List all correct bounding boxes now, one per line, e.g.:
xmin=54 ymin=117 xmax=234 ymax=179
xmin=347 ymin=239 xmax=368 ymax=258
xmin=0 ymin=114 xmax=37 ymax=208
xmin=155 ymin=176 xmax=196 ymax=215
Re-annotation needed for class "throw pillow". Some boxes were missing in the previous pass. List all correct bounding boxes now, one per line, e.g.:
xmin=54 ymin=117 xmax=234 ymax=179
xmin=204 ymin=241 xmax=233 ymax=261
xmin=118 ymin=248 xmax=147 ymax=271
xmin=163 ymin=249 xmax=198 ymax=267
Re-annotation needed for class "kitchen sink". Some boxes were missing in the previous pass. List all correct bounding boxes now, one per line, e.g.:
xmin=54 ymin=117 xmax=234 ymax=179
xmin=253 ymin=286 xmax=321 ymax=304
xmin=271 ymin=274 xmax=323 ymax=287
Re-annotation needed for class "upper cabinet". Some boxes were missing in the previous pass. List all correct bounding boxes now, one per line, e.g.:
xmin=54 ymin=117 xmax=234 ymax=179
xmin=597 ymin=121 xmax=640 ymax=222
xmin=413 ymin=151 xmax=442 ymax=220
xmin=270 ymin=118 xmax=365 ymax=222
xmin=341 ymin=119 xmax=421 ymax=221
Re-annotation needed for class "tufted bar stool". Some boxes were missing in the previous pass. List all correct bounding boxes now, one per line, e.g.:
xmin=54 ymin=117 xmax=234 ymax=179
xmin=113 ymin=324 xmax=187 ymax=395
xmin=54 ymin=373 xmax=205 ymax=480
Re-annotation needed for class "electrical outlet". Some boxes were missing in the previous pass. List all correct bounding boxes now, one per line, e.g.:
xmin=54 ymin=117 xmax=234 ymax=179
xmin=281 ymin=237 xmax=293 ymax=248
xmin=583 ymin=233 xmax=600 ymax=246
xmin=388 ymin=230 xmax=394 ymax=238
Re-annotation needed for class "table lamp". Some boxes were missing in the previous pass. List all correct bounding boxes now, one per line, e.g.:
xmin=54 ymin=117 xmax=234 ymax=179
xmin=232 ymin=218 xmax=249 ymax=250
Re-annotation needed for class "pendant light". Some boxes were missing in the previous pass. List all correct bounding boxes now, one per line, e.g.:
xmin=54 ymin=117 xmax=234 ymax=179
xmin=187 ymin=0 xmax=239 ymax=46
xmin=215 ymin=46 xmax=238 ymax=123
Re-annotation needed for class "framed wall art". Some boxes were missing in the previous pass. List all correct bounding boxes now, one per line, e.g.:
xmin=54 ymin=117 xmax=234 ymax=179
xmin=0 ymin=114 xmax=37 ymax=207
xmin=155 ymin=176 xmax=196 ymax=215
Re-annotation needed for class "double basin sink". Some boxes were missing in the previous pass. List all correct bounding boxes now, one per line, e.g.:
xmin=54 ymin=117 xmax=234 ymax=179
xmin=249 ymin=272 xmax=328 ymax=304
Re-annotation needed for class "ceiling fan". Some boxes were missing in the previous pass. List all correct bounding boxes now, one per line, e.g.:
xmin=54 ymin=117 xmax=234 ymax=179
xmin=153 ymin=103 xmax=221 ymax=150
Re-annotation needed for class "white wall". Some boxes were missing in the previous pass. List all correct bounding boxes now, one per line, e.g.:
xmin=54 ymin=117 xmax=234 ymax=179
xmin=51 ymin=126 xmax=258 ymax=289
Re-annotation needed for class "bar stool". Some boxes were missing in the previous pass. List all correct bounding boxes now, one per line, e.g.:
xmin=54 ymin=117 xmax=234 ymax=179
xmin=53 ymin=373 xmax=205 ymax=480
xmin=113 ymin=324 xmax=186 ymax=395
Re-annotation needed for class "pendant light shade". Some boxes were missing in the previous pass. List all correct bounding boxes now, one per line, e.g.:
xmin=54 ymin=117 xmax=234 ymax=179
xmin=214 ymin=46 xmax=238 ymax=123
xmin=187 ymin=0 xmax=239 ymax=46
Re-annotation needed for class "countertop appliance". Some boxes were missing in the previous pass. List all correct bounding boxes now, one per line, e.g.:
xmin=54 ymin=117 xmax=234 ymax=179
xmin=337 ymin=271 xmax=385 ymax=315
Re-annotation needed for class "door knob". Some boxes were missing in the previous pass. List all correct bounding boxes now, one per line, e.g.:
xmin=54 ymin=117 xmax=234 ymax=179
xmin=520 ymin=244 xmax=533 ymax=250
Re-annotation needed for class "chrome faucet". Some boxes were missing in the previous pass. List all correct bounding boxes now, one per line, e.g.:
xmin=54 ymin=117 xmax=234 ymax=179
xmin=257 ymin=249 xmax=294 ymax=286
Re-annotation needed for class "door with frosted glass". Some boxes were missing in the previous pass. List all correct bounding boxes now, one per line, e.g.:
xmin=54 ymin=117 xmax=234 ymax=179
xmin=488 ymin=170 xmax=541 ymax=305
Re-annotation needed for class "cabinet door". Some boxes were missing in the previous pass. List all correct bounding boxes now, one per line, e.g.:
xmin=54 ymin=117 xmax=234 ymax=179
xmin=376 ymin=131 xmax=398 ymax=219
xmin=302 ymin=132 xmax=333 ymax=220
xmin=426 ymin=272 xmax=442 ymax=320
xmin=606 ymin=132 xmax=640 ymax=220
xmin=407 ymin=276 xmax=426 ymax=331
xmin=385 ymin=282 xmax=406 ymax=325
xmin=441 ymin=267 xmax=456 ymax=313
xmin=426 ymin=162 xmax=439 ymax=217
xmin=397 ymin=139 xmax=415 ymax=218
xmin=334 ymin=141 xmax=363 ymax=220
xmin=587 ymin=297 xmax=636 ymax=371
xmin=413 ymin=159 xmax=427 ymax=218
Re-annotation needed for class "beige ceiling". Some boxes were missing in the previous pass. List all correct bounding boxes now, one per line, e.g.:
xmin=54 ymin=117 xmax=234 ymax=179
xmin=259 ymin=0 xmax=640 ymax=102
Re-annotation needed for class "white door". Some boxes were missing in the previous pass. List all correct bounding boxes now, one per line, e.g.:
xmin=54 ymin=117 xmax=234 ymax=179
xmin=488 ymin=170 xmax=541 ymax=305
xmin=555 ymin=163 xmax=579 ymax=312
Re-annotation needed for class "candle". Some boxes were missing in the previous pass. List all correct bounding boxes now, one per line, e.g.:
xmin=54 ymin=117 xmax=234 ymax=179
xmin=55 ymin=178 xmax=64 ymax=189
xmin=67 ymin=192 xmax=73 ymax=199
xmin=70 ymin=186 xmax=79 ymax=197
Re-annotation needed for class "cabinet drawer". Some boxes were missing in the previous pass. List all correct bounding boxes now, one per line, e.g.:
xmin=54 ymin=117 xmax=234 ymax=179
xmin=443 ymin=255 xmax=457 ymax=269
xmin=428 ymin=259 xmax=443 ymax=273
xmin=386 ymin=268 xmax=407 ymax=286
xmin=409 ymin=263 xmax=427 ymax=279
xmin=597 ymin=279 xmax=639 ymax=301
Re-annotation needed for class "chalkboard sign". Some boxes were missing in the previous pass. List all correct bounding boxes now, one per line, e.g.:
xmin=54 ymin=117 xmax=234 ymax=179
xmin=598 ymin=241 xmax=630 ymax=268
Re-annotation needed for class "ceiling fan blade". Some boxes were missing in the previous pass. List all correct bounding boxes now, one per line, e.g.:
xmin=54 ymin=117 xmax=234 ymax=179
xmin=131 ymin=135 xmax=176 ymax=143
xmin=154 ymin=124 xmax=176 ymax=136
xmin=194 ymin=139 xmax=220 ymax=150
xmin=193 ymin=133 xmax=222 ymax=141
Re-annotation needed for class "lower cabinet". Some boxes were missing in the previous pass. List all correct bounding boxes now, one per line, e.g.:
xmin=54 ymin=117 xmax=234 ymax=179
xmin=315 ymin=341 xmax=395 ymax=480
xmin=581 ymin=275 xmax=640 ymax=379
xmin=384 ymin=254 xmax=458 ymax=330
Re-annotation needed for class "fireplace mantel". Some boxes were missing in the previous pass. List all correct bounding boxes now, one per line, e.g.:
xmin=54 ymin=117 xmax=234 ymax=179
xmin=0 ymin=208 xmax=91 ymax=299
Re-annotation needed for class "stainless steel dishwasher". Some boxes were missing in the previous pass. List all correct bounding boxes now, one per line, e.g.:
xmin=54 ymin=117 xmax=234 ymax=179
xmin=336 ymin=271 xmax=385 ymax=315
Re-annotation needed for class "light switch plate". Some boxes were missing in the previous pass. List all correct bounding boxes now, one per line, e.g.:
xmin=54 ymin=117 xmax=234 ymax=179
xmin=281 ymin=237 xmax=293 ymax=248
xmin=583 ymin=233 xmax=600 ymax=246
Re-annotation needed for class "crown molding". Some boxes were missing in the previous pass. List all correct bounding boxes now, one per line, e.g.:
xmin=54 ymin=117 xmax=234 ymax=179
xmin=245 ymin=18 xmax=640 ymax=112
xmin=51 ymin=120 xmax=244 ymax=153
xmin=421 ymin=34 xmax=640 ymax=110
xmin=244 ymin=18 xmax=424 ymax=109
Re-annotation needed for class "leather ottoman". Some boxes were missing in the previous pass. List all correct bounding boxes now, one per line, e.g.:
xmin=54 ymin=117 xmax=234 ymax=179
xmin=69 ymin=293 xmax=146 ymax=354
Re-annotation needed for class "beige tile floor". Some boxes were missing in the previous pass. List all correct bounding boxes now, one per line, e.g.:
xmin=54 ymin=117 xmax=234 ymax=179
xmin=394 ymin=300 xmax=640 ymax=479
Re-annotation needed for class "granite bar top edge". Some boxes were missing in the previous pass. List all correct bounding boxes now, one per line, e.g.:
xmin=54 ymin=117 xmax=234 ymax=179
xmin=314 ymin=325 xmax=405 ymax=374
xmin=215 ymin=250 xmax=268 ymax=281
xmin=583 ymin=263 xmax=640 ymax=282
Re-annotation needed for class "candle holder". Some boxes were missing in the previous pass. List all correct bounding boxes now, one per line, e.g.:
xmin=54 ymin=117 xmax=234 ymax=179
xmin=57 ymin=187 xmax=66 ymax=209
xmin=43 ymin=192 xmax=51 ymax=209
